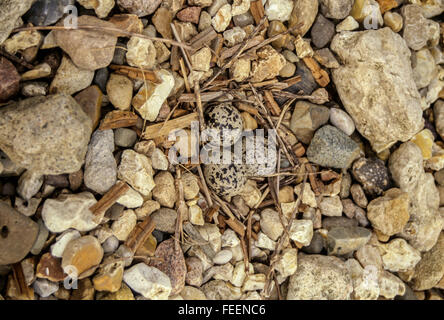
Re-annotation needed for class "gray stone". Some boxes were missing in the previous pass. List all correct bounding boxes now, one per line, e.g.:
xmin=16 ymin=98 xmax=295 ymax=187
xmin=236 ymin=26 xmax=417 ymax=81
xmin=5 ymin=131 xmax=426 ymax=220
xmin=0 ymin=94 xmax=92 ymax=175
xmin=389 ymin=142 xmax=444 ymax=252
xmin=290 ymin=101 xmax=330 ymax=144
xmin=311 ymin=14 xmax=335 ymax=49
xmin=0 ymin=0 xmax=35 ymax=45
xmin=114 ymin=128 xmax=137 ymax=148
xmin=287 ymin=253 xmax=353 ymax=300
xmin=117 ymin=0 xmax=162 ymax=16
xmin=401 ymin=4 xmax=440 ymax=51
xmin=412 ymin=48 xmax=438 ymax=90
xmin=25 ymin=0 xmax=74 ymax=27
xmin=302 ymin=231 xmax=324 ymax=254
xmin=30 ymin=219 xmax=49 ymax=255
xmin=331 ymin=28 xmax=424 ymax=153
xmin=326 ymin=226 xmax=372 ymax=256
xmin=319 ymin=0 xmax=354 ymax=19
xmin=151 ymin=208 xmax=177 ymax=234
xmin=84 ymin=130 xmax=117 ymax=194
xmin=50 ymin=56 xmax=95 ymax=96
xmin=33 ymin=279 xmax=59 ymax=298
xmin=329 ymin=108 xmax=355 ymax=136
xmin=17 ymin=171 xmax=44 ymax=201
xmin=306 ymin=125 xmax=361 ymax=169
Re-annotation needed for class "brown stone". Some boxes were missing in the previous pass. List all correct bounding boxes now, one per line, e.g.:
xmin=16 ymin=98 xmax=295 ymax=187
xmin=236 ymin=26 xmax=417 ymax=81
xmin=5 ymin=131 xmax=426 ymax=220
xmin=135 ymin=234 xmax=157 ymax=257
xmin=0 ymin=57 xmax=20 ymax=102
xmin=61 ymin=235 xmax=104 ymax=279
xmin=70 ymin=278 xmax=95 ymax=300
xmin=108 ymin=14 xmax=143 ymax=36
xmin=36 ymin=253 xmax=66 ymax=282
xmin=149 ymin=238 xmax=186 ymax=295
xmin=69 ymin=169 xmax=84 ymax=191
xmin=0 ymin=202 xmax=39 ymax=265
xmin=54 ymin=15 xmax=117 ymax=71
xmin=152 ymin=7 xmax=173 ymax=40
xmin=177 ymin=6 xmax=202 ymax=24
xmin=74 ymin=85 xmax=103 ymax=129
xmin=93 ymin=260 xmax=124 ymax=292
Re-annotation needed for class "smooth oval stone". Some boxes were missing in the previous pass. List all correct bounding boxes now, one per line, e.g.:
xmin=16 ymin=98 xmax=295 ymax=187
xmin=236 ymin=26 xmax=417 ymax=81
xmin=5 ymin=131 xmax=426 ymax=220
xmin=0 ymin=202 xmax=39 ymax=265
xmin=25 ymin=0 xmax=75 ymax=26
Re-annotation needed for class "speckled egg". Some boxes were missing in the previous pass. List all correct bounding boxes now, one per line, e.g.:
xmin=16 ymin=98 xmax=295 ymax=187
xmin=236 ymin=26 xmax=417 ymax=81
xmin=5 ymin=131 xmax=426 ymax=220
xmin=204 ymin=163 xmax=247 ymax=198
xmin=204 ymin=103 xmax=243 ymax=147
xmin=243 ymin=137 xmax=278 ymax=176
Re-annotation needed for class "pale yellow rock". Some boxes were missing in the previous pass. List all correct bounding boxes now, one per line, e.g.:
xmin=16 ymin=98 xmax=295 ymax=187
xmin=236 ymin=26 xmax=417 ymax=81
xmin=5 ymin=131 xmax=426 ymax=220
xmin=242 ymin=274 xmax=266 ymax=291
xmin=78 ymin=0 xmax=115 ymax=18
xmin=132 ymin=69 xmax=175 ymax=121
xmin=111 ymin=210 xmax=137 ymax=241
xmin=294 ymin=183 xmax=317 ymax=208
xmin=410 ymin=129 xmax=434 ymax=160
xmin=189 ymin=205 xmax=205 ymax=226
xmin=3 ymin=30 xmax=42 ymax=54
xmin=212 ymin=4 xmax=232 ymax=32
xmin=191 ymin=47 xmax=212 ymax=72
xmin=126 ymin=36 xmax=157 ymax=69
xmin=275 ymin=248 xmax=298 ymax=278
xmin=107 ymin=73 xmax=133 ymax=111
xmin=230 ymin=58 xmax=251 ymax=82
xmin=241 ymin=112 xmax=258 ymax=130
xmin=250 ymin=45 xmax=286 ymax=82
xmin=383 ymin=11 xmax=403 ymax=33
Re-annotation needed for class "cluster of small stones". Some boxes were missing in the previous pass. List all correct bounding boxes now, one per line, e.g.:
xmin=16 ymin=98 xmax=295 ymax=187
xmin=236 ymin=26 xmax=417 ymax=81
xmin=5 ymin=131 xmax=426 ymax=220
xmin=0 ymin=0 xmax=443 ymax=301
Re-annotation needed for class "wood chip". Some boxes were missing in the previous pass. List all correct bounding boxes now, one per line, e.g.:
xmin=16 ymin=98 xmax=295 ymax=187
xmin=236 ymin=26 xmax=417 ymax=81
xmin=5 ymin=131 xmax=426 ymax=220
xmin=99 ymin=110 xmax=139 ymax=130
xmin=125 ymin=216 xmax=155 ymax=253
xmin=263 ymin=90 xmax=281 ymax=116
xmin=142 ymin=112 xmax=199 ymax=139
xmin=109 ymin=64 xmax=160 ymax=83
xmin=189 ymin=27 xmax=218 ymax=53
xmin=303 ymin=57 xmax=330 ymax=87
xmin=183 ymin=222 xmax=216 ymax=260
xmin=89 ymin=181 xmax=130 ymax=217
xmin=250 ymin=0 xmax=267 ymax=25
xmin=12 ymin=263 xmax=33 ymax=300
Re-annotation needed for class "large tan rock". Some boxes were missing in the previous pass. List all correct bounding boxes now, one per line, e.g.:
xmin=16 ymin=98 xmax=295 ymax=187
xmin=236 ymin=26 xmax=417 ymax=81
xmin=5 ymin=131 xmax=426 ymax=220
xmin=331 ymin=28 xmax=423 ymax=153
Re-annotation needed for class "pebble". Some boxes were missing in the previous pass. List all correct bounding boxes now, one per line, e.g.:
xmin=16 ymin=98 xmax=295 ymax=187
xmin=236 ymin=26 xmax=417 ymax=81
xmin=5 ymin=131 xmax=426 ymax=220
xmin=30 ymin=219 xmax=49 ymax=256
xmin=0 ymin=94 xmax=92 ymax=175
xmin=401 ymin=4 xmax=440 ymax=51
xmin=123 ymin=263 xmax=171 ymax=300
xmin=307 ymin=125 xmax=361 ymax=169
xmin=289 ymin=0 xmax=319 ymax=36
xmin=149 ymin=238 xmax=187 ymax=295
xmin=241 ymin=274 xmax=265 ymax=292
xmin=260 ymin=208 xmax=284 ymax=241
xmin=151 ymin=208 xmax=177 ymax=233
xmin=116 ymin=186 xmax=143 ymax=208
xmin=202 ymin=280 xmax=242 ymax=300
xmin=93 ymin=259 xmax=124 ymax=293
xmin=116 ymin=244 xmax=134 ymax=267
xmin=287 ymin=253 xmax=353 ymax=299
xmin=70 ymin=278 xmax=95 ymax=300
xmin=33 ymin=279 xmax=59 ymax=298
xmin=50 ymin=230 xmax=81 ymax=258
xmin=379 ymin=270 xmax=405 ymax=299
xmin=197 ymin=223 xmax=222 ymax=253
xmin=250 ymin=45 xmax=286 ymax=83
xmin=230 ymin=58 xmax=251 ymax=82
xmin=17 ymin=171 xmax=44 ymax=201
xmin=389 ymin=142 xmax=443 ymax=251
xmin=351 ymin=158 xmax=390 ymax=196
xmin=412 ymin=49 xmax=438 ymax=90
xmin=126 ymin=36 xmax=156 ymax=69
xmin=35 ymin=253 xmax=65 ymax=282
xmin=302 ymin=231 xmax=324 ymax=254
xmin=411 ymin=233 xmax=444 ymax=290
xmin=289 ymin=219 xmax=313 ymax=246
xmin=294 ymin=183 xmax=317 ymax=208
xmin=0 ymin=203 xmax=39 ymax=265
xmin=42 ymin=192 xmax=99 ymax=233
xmin=190 ymin=47 xmax=212 ymax=72
xmin=177 ymin=6 xmax=201 ymax=24
xmin=84 ymin=130 xmax=117 ymax=194
xmin=117 ymin=0 xmax=161 ymax=16
xmin=111 ymin=210 xmax=137 ymax=241
xmin=25 ymin=0 xmax=73 ymax=26
xmin=189 ymin=205 xmax=204 ymax=226
xmin=329 ymin=108 xmax=355 ymax=136
xmin=74 ymin=86 xmax=103 ymax=129
xmin=211 ymin=4 xmax=232 ymax=32
xmin=0 ymin=57 xmax=20 ymax=101
xmin=50 ymin=56 xmax=95 ymax=95
xmin=383 ymin=11 xmax=403 ymax=33
xmin=319 ymin=0 xmax=353 ymax=19
xmin=0 ymin=0 xmax=35 ymax=44
xmin=78 ymin=0 xmax=115 ymax=18
xmin=213 ymin=249 xmax=233 ymax=265
xmin=198 ymin=11 xmax=212 ymax=31
xmin=152 ymin=171 xmax=177 ymax=208
xmin=181 ymin=173 xmax=200 ymax=200
xmin=367 ymin=188 xmax=410 ymax=237
xmin=380 ymin=238 xmax=421 ymax=273
xmin=326 ymin=226 xmax=372 ymax=256
xmin=15 ymin=197 xmax=41 ymax=217
xmin=350 ymin=184 xmax=368 ymax=208
xmin=208 ymin=0 xmax=228 ymax=16
xmin=3 ymin=29 xmax=42 ymax=55
xmin=314 ymin=48 xmax=339 ymax=69
xmin=118 ymin=149 xmax=155 ymax=197
xmin=255 ymin=232 xmax=276 ymax=251
xmin=265 ymin=0 xmax=294 ymax=22
xmin=21 ymin=82 xmax=48 ymax=97
xmin=290 ymin=101 xmax=330 ymax=144
xmin=61 ymin=235 xmax=104 ymax=279
xmin=54 ymin=15 xmax=117 ymax=71
xmin=319 ymin=196 xmax=343 ymax=217
xmin=106 ymin=74 xmax=133 ymax=111
xmin=311 ymin=14 xmax=335 ymax=48
xmin=185 ymin=257 xmax=203 ymax=287
xmin=233 ymin=12 xmax=254 ymax=27
xmin=152 ymin=7 xmax=173 ymax=40
xmin=114 ymin=128 xmax=137 ymax=148
xmin=275 ymin=248 xmax=298 ymax=278
xmin=231 ymin=0 xmax=250 ymax=16
xmin=180 ymin=286 xmax=207 ymax=300
xmin=132 ymin=69 xmax=175 ymax=121
xmin=336 ymin=16 xmax=359 ymax=32
xmin=109 ymin=14 xmax=143 ymax=35
xmin=331 ymin=28 xmax=423 ymax=153
xmin=223 ymin=27 xmax=246 ymax=48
